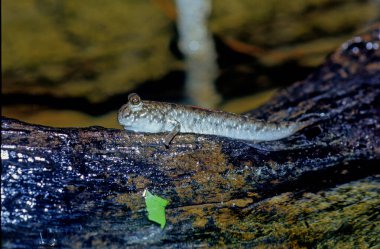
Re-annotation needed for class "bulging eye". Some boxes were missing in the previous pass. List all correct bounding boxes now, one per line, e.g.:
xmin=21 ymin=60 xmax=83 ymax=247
xmin=128 ymin=93 xmax=141 ymax=105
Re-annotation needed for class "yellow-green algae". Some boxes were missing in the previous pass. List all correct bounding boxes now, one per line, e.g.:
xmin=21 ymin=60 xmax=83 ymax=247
xmin=2 ymin=0 xmax=175 ymax=101
xmin=3 ymin=0 xmax=378 ymax=102
xmin=165 ymin=175 xmax=378 ymax=247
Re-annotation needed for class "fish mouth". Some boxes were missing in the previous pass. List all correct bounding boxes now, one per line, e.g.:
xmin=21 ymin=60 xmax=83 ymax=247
xmin=122 ymin=125 xmax=139 ymax=132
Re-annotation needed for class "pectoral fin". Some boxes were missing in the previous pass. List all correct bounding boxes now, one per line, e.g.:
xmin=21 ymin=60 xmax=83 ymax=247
xmin=163 ymin=120 xmax=180 ymax=147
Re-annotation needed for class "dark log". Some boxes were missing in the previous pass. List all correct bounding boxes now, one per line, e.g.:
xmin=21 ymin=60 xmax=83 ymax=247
xmin=2 ymin=26 xmax=380 ymax=248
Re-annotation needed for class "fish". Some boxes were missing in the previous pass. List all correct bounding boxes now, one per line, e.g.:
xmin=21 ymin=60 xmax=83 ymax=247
xmin=118 ymin=93 xmax=318 ymax=147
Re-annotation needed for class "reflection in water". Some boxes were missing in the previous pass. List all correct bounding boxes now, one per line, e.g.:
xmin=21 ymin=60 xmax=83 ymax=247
xmin=175 ymin=0 xmax=221 ymax=107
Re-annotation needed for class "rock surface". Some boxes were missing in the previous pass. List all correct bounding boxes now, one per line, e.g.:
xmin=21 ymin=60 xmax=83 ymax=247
xmin=1 ymin=27 xmax=380 ymax=248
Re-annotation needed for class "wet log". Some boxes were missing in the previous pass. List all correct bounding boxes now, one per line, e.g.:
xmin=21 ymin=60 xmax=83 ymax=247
xmin=2 ymin=26 xmax=380 ymax=248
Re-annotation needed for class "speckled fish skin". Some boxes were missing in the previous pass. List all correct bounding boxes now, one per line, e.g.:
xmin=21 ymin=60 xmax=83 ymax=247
xmin=118 ymin=94 xmax=309 ymax=141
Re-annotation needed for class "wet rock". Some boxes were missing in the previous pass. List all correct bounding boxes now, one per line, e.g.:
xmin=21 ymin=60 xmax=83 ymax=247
xmin=1 ymin=27 xmax=380 ymax=248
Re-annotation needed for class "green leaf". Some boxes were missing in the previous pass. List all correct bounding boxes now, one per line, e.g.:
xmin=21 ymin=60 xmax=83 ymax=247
xmin=143 ymin=189 xmax=169 ymax=229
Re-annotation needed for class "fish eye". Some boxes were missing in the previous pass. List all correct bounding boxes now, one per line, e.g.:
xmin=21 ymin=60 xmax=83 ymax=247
xmin=128 ymin=93 xmax=141 ymax=105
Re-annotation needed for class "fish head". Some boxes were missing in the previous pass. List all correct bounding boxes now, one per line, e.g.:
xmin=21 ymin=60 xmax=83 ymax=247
xmin=118 ymin=93 xmax=165 ymax=133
